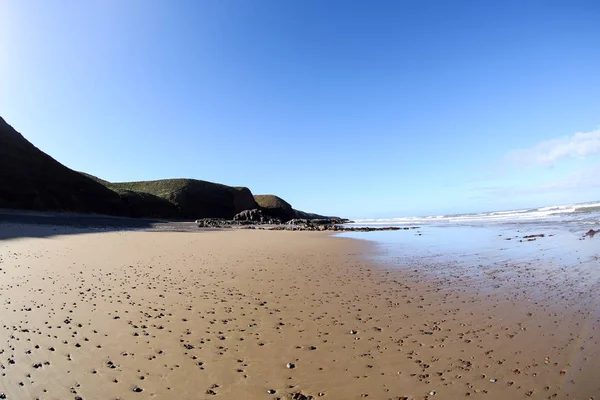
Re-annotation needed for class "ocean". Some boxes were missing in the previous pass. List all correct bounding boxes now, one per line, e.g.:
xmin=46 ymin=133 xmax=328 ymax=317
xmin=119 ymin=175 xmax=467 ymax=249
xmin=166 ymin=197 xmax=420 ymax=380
xmin=338 ymin=200 xmax=600 ymax=299
xmin=348 ymin=200 xmax=600 ymax=231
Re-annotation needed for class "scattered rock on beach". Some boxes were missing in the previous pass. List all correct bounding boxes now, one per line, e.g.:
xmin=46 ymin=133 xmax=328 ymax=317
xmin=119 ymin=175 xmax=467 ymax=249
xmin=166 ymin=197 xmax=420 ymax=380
xmin=519 ymin=233 xmax=547 ymax=242
xmin=584 ymin=229 xmax=600 ymax=238
xmin=291 ymin=393 xmax=314 ymax=400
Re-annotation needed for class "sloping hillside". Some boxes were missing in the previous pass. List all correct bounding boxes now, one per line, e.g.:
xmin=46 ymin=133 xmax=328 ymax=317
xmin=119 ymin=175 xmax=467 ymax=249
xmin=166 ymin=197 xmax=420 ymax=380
xmin=0 ymin=117 xmax=128 ymax=215
xmin=0 ymin=115 xmax=332 ymax=221
xmin=293 ymin=209 xmax=331 ymax=220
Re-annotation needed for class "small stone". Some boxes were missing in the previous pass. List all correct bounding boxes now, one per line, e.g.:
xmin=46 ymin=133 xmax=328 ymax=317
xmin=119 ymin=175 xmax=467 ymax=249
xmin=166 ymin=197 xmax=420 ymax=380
xmin=429 ymin=391 xmax=436 ymax=396
xmin=133 ymin=387 xmax=143 ymax=393
xmin=490 ymin=378 xmax=497 ymax=382
xmin=267 ymin=389 xmax=276 ymax=394
xmin=287 ymin=362 xmax=296 ymax=369
xmin=350 ymin=330 xmax=358 ymax=335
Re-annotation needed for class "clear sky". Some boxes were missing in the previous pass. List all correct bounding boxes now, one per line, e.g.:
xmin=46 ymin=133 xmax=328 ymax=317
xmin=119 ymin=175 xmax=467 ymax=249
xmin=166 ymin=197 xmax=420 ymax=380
xmin=2 ymin=0 xmax=600 ymax=218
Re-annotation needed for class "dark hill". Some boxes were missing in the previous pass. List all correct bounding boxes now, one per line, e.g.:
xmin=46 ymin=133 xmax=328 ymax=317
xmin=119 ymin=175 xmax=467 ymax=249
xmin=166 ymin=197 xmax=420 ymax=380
xmin=104 ymin=179 xmax=257 ymax=219
xmin=1 ymin=115 xmax=331 ymax=221
xmin=293 ymin=209 xmax=331 ymax=220
xmin=0 ymin=117 xmax=128 ymax=215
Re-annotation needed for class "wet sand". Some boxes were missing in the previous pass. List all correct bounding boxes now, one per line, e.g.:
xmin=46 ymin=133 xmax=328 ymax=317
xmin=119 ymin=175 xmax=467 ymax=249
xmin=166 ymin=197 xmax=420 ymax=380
xmin=1 ymin=223 xmax=599 ymax=399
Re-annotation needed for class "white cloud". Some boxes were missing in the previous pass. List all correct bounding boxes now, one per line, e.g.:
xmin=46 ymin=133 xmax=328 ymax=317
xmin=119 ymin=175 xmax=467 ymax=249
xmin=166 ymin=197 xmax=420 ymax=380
xmin=479 ymin=162 xmax=600 ymax=197
xmin=508 ymin=128 xmax=600 ymax=167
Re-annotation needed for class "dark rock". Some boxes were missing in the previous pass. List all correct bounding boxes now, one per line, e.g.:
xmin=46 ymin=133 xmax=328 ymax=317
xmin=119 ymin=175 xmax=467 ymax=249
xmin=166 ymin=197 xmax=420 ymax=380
xmin=196 ymin=217 xmax=409 ymax=232
xmin=291 ymin=393 xmax=314 ymax=400
xmin=233 ymin=209 xmax=281 ymax=224
xmin=233 ymin=209 xmax=264 ymax=222
xmin=196 ymin=218 xmax=232 ymax=228
xmin=286 ymin=218 xmax=349 ymax=226
xmin=585 ymin=229 xmax=600 ymax=238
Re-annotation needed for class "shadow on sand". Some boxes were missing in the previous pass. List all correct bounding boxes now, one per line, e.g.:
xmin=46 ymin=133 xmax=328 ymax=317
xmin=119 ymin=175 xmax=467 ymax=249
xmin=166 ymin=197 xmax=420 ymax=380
xmin=0 ymin=210 xmax=164 ymax=241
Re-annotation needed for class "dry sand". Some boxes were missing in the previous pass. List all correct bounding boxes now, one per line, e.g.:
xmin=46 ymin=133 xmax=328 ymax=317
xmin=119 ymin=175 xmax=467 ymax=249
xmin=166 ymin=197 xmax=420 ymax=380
xmin=1 ymin=224 xmax=599 ymax=399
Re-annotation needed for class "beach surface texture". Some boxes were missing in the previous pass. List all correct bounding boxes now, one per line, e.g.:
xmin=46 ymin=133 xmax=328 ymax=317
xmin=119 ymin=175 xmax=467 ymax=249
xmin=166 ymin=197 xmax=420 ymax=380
xmin=1 ymin=223 xmax=599 ymax=399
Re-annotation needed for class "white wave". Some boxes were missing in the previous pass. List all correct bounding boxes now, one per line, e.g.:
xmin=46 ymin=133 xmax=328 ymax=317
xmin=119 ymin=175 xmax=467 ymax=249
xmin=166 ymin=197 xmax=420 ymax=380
xmin=573 ymin=202 xmax=600 ymax=210
xmin=350 ymin=200 xmax=600 ymax=227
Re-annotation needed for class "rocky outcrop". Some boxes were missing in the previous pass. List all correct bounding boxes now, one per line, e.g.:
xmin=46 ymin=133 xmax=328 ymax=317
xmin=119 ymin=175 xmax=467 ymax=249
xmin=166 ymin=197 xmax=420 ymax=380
xmin=232 ymin=209 xmax=282 ymax=224
xmin=196 ymin=218 xmax=233 ymax=228
xmin=197 ymin=217 xmax=412 ymax=232
xmin=584 ymin=229 xmax=600 ymax=238
xmin=247 ymin=224 xmax=405 ymax=232
xmin=286 ymin=218 xmax=351 ymax=226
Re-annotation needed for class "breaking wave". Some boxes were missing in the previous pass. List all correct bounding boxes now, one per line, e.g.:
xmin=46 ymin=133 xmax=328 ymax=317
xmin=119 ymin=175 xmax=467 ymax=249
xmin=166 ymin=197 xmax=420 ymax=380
xmin=352 ymin=201 xmax=600 ymax=227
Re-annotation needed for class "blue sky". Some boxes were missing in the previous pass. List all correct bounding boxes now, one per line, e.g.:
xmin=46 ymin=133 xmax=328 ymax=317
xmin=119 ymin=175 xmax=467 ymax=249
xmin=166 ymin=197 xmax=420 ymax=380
xmin=1 ymin=0 xmax=599 ymax=218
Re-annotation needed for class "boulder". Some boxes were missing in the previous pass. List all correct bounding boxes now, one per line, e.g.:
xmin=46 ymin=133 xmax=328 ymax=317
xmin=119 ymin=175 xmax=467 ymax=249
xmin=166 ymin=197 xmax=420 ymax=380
xmin=233 ymin=209 xmax=265 ymax=222
xmin=196 ymin=218 xmax=231 ymax=228
xmin=585 ymin=229 xmax=600 ymax=238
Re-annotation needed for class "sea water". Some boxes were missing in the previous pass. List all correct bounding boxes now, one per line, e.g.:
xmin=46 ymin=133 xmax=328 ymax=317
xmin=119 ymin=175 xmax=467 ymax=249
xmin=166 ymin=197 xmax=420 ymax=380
xmin=338 ymin=200 xmax=600 ymax=301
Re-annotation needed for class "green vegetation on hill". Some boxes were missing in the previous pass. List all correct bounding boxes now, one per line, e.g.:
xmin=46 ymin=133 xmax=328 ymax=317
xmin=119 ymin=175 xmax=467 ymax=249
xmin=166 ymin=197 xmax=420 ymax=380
xmin=80 ymin=175 xmax=257 ymax=219
xmin=109 ymin=179 xmax=257 ymax=219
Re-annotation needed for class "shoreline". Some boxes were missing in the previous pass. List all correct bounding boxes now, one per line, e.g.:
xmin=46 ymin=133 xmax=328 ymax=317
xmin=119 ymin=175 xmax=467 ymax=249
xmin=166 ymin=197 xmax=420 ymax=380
xmin=1 ymin=223 xmax=599 ymax=399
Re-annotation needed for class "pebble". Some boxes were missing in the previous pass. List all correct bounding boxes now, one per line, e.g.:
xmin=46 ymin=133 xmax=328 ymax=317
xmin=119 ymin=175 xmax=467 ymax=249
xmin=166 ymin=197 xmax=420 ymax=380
xmin=267 ymin=389 xmax=277 ymax=394
xmin=287 ymin=362 xmax=296 ymax=369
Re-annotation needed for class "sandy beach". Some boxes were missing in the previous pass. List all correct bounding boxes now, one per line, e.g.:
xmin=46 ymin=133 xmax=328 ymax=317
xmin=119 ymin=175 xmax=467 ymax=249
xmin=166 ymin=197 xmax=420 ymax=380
xmin=1 ymin=223 xmax=599 ymax=400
